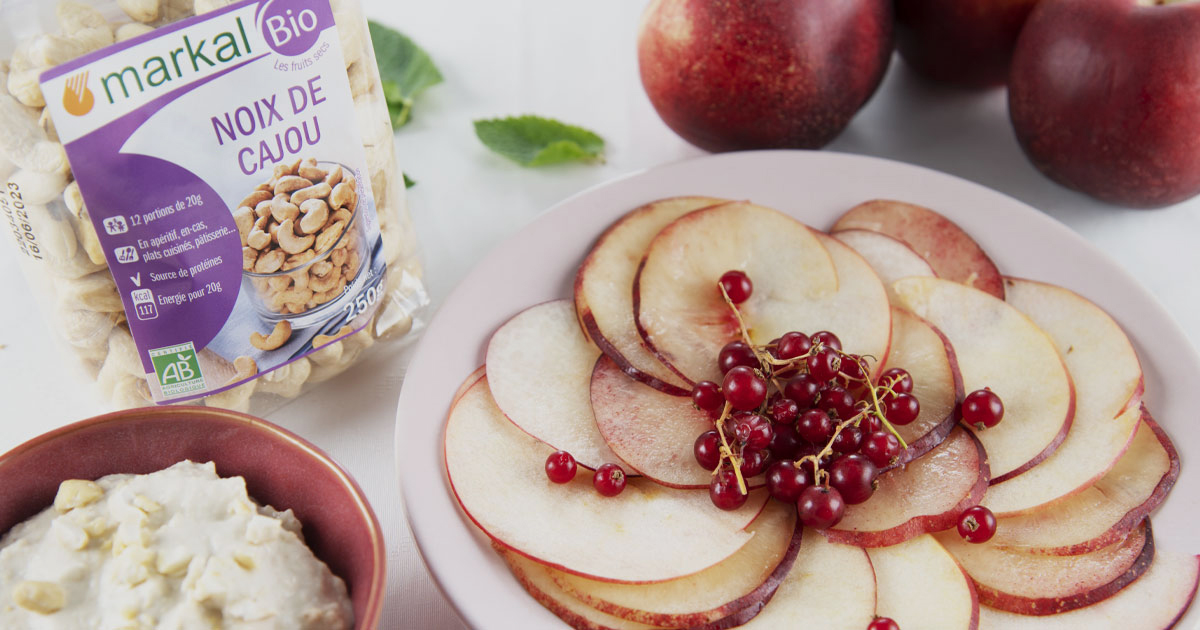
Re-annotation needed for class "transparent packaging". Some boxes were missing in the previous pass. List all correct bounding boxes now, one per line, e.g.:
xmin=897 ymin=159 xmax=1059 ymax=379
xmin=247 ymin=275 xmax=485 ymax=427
xmin=0 ymin=0 xmax=428 ymax=412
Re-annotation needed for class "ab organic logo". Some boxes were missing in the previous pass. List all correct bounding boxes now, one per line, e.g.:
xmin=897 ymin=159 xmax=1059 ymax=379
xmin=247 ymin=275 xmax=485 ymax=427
xmin=62 ymin=71 xmax=95 ymax=117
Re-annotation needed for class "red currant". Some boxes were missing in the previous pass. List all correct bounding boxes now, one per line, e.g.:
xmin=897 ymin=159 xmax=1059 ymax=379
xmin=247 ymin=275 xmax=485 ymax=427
xmin=880 ymin=367 xmax=914 ymax=396
xmin=694 ymin=430 xmax=722 ymax=470
xmin=545 ymin=451 xmax=577 ymax=484
xmin=769 ymin=397 xmax=801 ymax=424
xmin=884 ymin=393 xmax=920 ymax=426
xmin=796 ymin=409 xmax=834 ymax=444
xmin=719 ymin=270 xmax=753 ymax=304
xmin=957 ymin=505 xmax=997 ymax=543
xmin=691 ymin=380 xmax=724 ymax=413
xmin=807 ymin=348 xmax=841 ymax=382
xmin=962 ymin=388 xmax=1004 ymax=429
xmin=765 ymin=460 xmax=813 ymax=502
xmin=839 ymin=354 xmax=866 ymax=381
xmin=797 ymin=485 xmax=845 ymax=529
xmin=775 ymin=331 xmax=812 ymax=360
xmin=722 ymin=366 xmax=767 ymax=411
xmin=818 ymin=385 xmax=857 ymax=420
xmin=734 ymin=412 xmax=774 ymax=450
xmin=769 ymin=421 xmax=804 ymax=460
xmin=869 ymin=617 xmax=900 ymax=630
xmin=784 ymin=373 xmax=821 ymax=407
xmin=861 ymin=431 xmax=901 ymax=469
xmin=859 ymin=412 xmax=883 ymax=434
xmin=593 ymin=463 xmax=627 ymax=497
xmin=710 ymin=468 xmax=748 ymax=510
xmin=718 ymin=341 xmax=760 ymax=374
xmin=740 ymin=448 xmax=770 ymax=477
xmin=831 ymin=425 xmax=863 ymax=455
xmin=811 ymin=330 xmax=842 ymax=351
xmin=828 ymin=453 xmax=879 ymax=505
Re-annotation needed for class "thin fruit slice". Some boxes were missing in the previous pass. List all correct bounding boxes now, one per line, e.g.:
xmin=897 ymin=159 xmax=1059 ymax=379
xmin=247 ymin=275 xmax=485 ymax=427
xmin=634 ymin=201 xmax=839 ymax=385
xmin=977 ymin=550 xmax=1199 ymax=629
xmin=575 ymin=196 xmax=729 ymax=396
xmin=940 ymin=521 xmax=1153 ymax=615
xmin=891 ymin=277 xmax=1074 ymax=483
xmin=868 ymin=535 xmax=979 ymax=629
xmin=553 ymin=501 xmax=801 ymax=627
xmin=445 ymin=374 xmax=766 ymax=583
xmin=736 ymin=532 xmax=876 ymax=629
xmin=824 ymin=427 xmax=989 ymax=548
xmin=591 ymin=355 xmax=716 ymax=489
xmin=979 ymin=278 xmax=1144 ymax=516
xmin=990 ymin=411 xmax=1179 ymax=555
xmin=452 ymin=365 xmax=486 ymax=406
xmin=810 ymin=232 xmax=893 ymax=378
xmin=833 ymin=228 xmax=937 ymax=303
xmin=883 ymin=307 xmax=962 ymax=465
xmin=832 ymin=199 xmax=1005 ymax=299
xmin=499 ymin=547 xmax=664 ymax=630
xmin=486 ymin=300 xmax=619 ymax=470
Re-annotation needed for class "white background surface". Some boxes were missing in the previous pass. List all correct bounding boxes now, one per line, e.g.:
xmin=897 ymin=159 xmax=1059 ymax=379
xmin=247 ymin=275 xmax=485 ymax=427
xmin=2 ymin=2 xmax=1198 ymax=629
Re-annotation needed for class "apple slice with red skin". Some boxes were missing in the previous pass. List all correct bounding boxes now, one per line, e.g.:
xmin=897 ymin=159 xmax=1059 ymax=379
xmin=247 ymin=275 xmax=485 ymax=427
xmin=735 ymin=532 xmax=877 ymax=630
xmin=980 ymin=277 xmax=1144 ymax=516
xmin=445 ymin=374 xmax=766 ymax=584
xmin=486 ymin=300 xmax=622 ymax=470
xmin=940 ymin=520 xmax=1153 ymax=615
xmin=552 ymin=501 xmax=800 ymax=627
xmin=977 ymin=550 xmax=1200 ymax=628
xmin=868 ymin=535 xmax=979 ymax=629
xmin=824 ymin=427 xmax=990 ymax=548
xmin=810 ymin=232 xmax=893 ymax=379
xmin=592 ymin=355 xmax=767 ymax=490
xmin=883 ymin=307 xmax=963 ymax=466
xmin=989 ymin=410 xmax=1179 ymax=556
xmin=575 ymin=196 xmax=730 ymax=396
xmin=451 ymin=365 xmax=486 ymax=407
xmin=891 ymin=277 xmax=1075 ymax=483
xmin=633 ymin=201 xmax=839 ymax=385
xmin=832 ymin=228 xmax=937 ymax=303
xmin=832 ymin=199 xmax=1005 ymax=299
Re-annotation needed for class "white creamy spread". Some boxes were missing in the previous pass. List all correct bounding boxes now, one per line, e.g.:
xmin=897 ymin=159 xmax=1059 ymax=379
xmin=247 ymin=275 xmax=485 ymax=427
xmin=0 ymin=461 xmax=353 ymax=629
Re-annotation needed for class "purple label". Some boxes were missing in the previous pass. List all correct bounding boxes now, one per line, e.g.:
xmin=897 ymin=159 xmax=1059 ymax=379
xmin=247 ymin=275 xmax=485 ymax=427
xmin=258 ymin=0 xmax=335 ymax=57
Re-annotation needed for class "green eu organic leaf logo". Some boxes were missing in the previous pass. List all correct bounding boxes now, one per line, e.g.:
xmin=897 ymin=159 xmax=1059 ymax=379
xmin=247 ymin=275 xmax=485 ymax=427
xmin=149 ymin=343 xmax=206 ymax=397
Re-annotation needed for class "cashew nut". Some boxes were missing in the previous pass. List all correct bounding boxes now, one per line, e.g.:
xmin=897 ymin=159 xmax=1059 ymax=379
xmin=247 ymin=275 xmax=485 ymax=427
xmin=290 ymin=182 xmax=331 ymax=206
xmin=329 ymin=182 xmax=355 ymax=211
xmin=257 ymin=358 xmax=311 ymax=398
xmin=24 ymin=205 xmax=80 ymax=263
xmin=7 ymin=68 xmax=46 ymax=108
xmin=205 ymin=378 xmax=256 ymax=413
xmin=298 ymin=158 xmax=327 ymax=181
xmin=118 ymin=0 xmax=163 ymax=23
xmin=241 ymin=247 xmax=258 ymax=271
xmin=116 ymin=22 xmax=156 ymax=42
xmin=276 ymin=219 xmax=314 ymax=254
xmin=57 ymin=2 xmax=110 ymax=35
xmin=253 ymin=249 xmax=284 ymax=273
xmin=13 ymin=581 xmax=66 ymax=614
xmin=298 ymin=199 xmax=329 ymax=234
xmin=313 ymin=325 xmax=354 ymax=349
xmin=233 ymin=206 xmax=254 ymax=245
xmin=273 ymin=175 xmax=310 ymax=195
xmin=229 ymin=355 xmax=258 ymax=383
xmin=247 ymin=227 xmax=271 ymax=251
xmin=270 ymin=198 xmax=300 ymax=223
xmin=283 ymin=249 xmax=316 ymax=270
xmin=240 ymin=189 xmax=272 ymax=210
xmin=324 ymin=165 xmax=343 ymax=188
xmin=253 ymin=198 xmax=274 ymax=219
xmin=56 ymin=307 xmax=121 ymax=361
xmin=314 ymin=220 xmax=346 ymax=253
xmin=250 ymin=321 xmax=292 ymax=351
xmin=8 ymin=168 xmax=70 ymax=205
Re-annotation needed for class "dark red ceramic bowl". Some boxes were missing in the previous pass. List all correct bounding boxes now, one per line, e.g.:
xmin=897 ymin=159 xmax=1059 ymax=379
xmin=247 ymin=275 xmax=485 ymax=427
xmin=0 ymin=406 xmax=385 ymax=629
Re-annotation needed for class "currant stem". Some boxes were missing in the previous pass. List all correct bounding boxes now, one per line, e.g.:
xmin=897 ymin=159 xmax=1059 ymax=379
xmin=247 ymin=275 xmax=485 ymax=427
xmin=866 ymin=375 xmax=910 ymax=450
xmin=713 ymin=402 xmax=749 ymax=496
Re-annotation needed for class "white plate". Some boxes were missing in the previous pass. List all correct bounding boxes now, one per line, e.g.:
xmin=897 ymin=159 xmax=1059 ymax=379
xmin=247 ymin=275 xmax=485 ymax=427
xmin=396 ymin=150 xmax=1200 ymax=629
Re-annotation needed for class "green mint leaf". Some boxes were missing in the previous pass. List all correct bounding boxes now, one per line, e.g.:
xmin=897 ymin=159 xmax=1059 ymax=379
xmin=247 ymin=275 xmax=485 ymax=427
xmin=473 ymin=116 xmax=605 ymax=167
xmin=369 ymin=21 xmax=442 ymax=128
xmin=403 ymin=173 xmax=416 ymax=188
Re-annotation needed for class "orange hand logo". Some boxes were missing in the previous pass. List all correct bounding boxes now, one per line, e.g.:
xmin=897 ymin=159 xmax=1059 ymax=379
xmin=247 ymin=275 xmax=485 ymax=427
xmin=62 ymin=71 xmax=95 ymax=117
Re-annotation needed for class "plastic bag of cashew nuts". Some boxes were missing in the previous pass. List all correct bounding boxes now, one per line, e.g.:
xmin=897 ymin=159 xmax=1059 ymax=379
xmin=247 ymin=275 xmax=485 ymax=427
xmin=0 ymin=0 xmax=428 ymax=413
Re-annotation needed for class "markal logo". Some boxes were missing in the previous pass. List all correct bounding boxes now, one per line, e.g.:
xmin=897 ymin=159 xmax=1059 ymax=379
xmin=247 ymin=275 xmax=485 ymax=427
xmin=62 ymin=71 xmax=95 ymax=117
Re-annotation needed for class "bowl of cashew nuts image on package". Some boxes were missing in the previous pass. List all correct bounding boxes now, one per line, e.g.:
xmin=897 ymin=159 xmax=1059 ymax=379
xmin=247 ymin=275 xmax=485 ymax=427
xmin=238 ymin=158 xmax=371 ymax=330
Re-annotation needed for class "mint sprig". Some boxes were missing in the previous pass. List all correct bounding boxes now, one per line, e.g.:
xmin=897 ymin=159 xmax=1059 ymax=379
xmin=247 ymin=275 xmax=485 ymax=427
xmin=474 ymin=115 xmax=605 ymax=167
xmin=369 ymin=21 xmax=442 ymax=128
